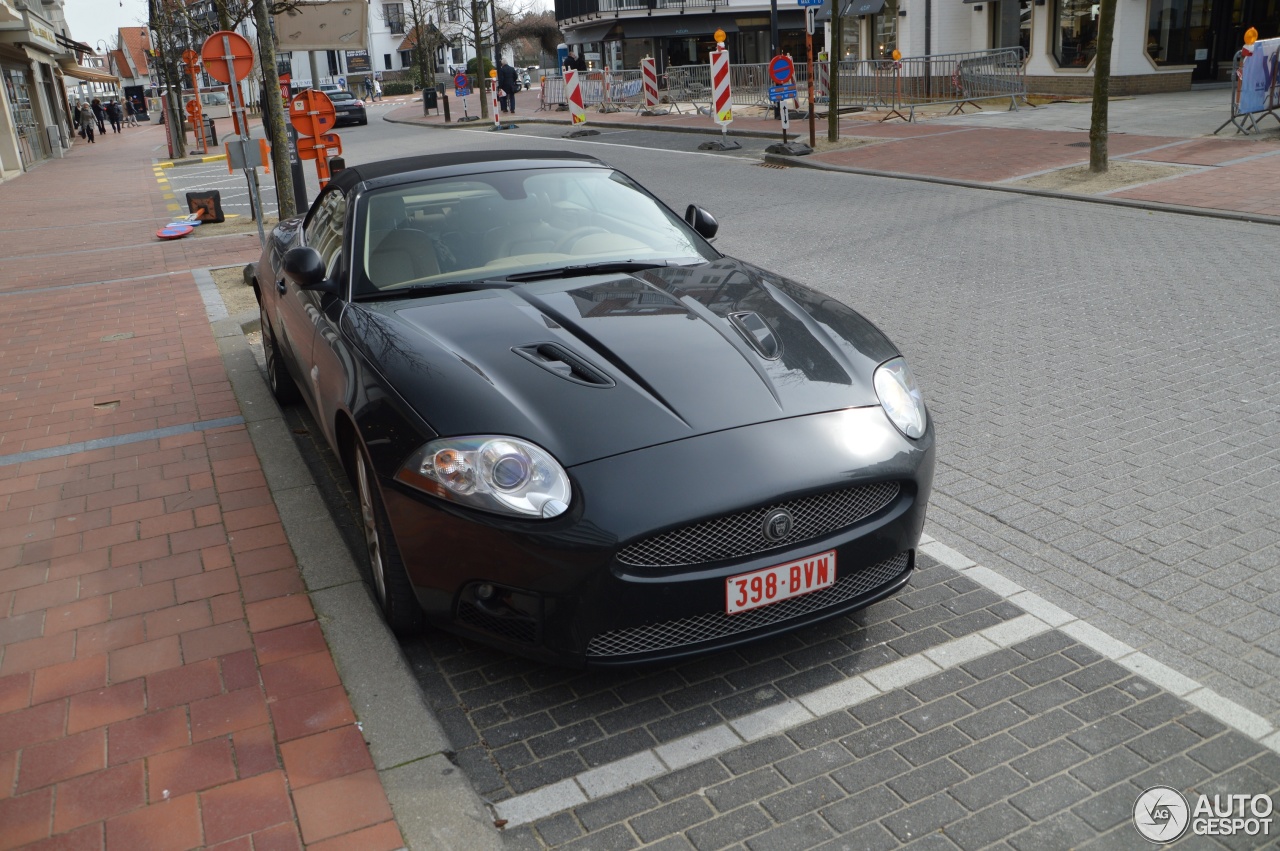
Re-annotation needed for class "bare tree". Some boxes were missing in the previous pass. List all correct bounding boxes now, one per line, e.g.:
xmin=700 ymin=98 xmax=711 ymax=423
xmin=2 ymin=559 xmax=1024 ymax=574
xmin=1088 ymin=0 xmax=1117 ymax=172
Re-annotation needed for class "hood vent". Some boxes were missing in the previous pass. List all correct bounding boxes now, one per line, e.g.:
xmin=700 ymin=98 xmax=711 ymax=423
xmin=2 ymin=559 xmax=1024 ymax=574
xmin=513 ymin=343 xmax=615 ymax=388
xmin=729 ymin=311 xmax=782 ymax=360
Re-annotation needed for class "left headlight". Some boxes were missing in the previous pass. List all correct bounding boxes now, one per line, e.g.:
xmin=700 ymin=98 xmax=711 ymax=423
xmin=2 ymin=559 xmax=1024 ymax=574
xmin=394 ymin=435 xmax=571 ymax=519
xmin=874 ymin=357 xmax=928 ymax=439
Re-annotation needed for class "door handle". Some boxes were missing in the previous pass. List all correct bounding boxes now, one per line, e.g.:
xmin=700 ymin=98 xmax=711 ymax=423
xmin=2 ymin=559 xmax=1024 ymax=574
xmin=276 ymin=278 xmax=286 ymax=294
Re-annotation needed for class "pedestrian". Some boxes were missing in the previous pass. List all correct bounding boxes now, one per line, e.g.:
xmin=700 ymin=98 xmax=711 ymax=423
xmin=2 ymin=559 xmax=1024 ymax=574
xmin=107 ymin=99 xmax=123 ymax=133
xmin=124 ymin=98 xmax=139 ymax=126
xmin=90 ymin=98 xmax=106 ymax=135
xmin=78 ymin=102 xmax=96 ymax=143
xmin=564 ymin=49 xmax=587 ymax=73
xmin=497 ymin=58 xmax=518 ymax=113
xmin=373 ymin=76 xmax=382 ymax=101
xmin=364 ymin=76 xmax=373 ymax=99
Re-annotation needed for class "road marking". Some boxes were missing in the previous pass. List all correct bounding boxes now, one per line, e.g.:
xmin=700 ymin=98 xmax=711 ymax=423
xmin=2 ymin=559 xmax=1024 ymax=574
xmin=0 ymin=416 xmax=246 ymax=468
xmin=490 ymin=538 xmax=1280 ymax=828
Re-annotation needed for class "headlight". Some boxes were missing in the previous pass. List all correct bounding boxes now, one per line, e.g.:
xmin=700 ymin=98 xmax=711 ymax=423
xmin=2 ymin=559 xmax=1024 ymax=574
xmin=874 ymin=357 xmax=928 ymax=439
xmin=394 ymin=436 xmax=571 ymax=518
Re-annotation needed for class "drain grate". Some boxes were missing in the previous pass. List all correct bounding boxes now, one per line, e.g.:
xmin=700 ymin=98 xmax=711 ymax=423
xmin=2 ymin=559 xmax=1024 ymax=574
xmin=758 ymin=162 xmax=790 ymax=169
xmin=1066 ymin=141 xmax=1090 ymax=147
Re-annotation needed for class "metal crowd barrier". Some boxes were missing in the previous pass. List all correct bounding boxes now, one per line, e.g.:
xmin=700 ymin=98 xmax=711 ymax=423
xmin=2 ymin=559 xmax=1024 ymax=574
xmin=1214 ymin=48 xmax=1280 ymax=135
xmin=825 ymin=48 xmax=1026 ymax=120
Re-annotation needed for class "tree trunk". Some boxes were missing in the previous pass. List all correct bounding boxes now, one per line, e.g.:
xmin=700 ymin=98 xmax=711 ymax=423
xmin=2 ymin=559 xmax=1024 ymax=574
xmin=253 ymin=0 xmax=295 ymax=219
xmin=1088 ymin=0 xmax=1117 ymax=172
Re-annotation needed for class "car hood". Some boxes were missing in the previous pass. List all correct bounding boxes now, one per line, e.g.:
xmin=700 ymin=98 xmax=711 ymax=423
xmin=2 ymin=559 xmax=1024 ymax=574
xmin=346 ymin=258 xmax=900 ymax=467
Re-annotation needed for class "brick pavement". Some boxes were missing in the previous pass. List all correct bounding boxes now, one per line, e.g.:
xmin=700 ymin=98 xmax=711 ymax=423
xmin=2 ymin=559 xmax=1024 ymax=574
xmin=0 ymin=126 xmax=403 ymax=849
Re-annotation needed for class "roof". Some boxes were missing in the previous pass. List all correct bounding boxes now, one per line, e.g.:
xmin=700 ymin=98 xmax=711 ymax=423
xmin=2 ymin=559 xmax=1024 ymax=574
xmin=118 ymin=27 xmax=150 ymax=76
xmin=330 ymin=150 xmax=606 ymax=193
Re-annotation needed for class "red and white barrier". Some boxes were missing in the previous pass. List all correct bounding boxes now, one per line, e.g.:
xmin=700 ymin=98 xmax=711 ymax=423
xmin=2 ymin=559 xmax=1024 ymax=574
xmin=641 ymin=57 xmax=659 ymax=109
xmin=565 ymin=69 xmax=586 ymax=125
xmin=711 ymin=48 xmax=732 ymax=126
xmin=818 ymin=61 xmax=829 ymax=99
xmin=492 ymin=80 xmax=501 ymax=126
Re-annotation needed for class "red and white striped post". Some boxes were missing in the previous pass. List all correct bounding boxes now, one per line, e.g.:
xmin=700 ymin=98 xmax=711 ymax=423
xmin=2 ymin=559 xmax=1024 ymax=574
xmin=641 ymin=57 xmax=659 ymax=110
xmin=565 ymin=69 xmax=586 ymax=125
xmin=710 ymin=39 xmax=732 ymax=140
xmin=490 ymin=70 xmax=501 ymax=127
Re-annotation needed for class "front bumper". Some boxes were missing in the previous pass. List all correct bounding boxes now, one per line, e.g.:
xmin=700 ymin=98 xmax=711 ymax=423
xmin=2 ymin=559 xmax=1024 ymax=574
xmin=381 ymin=406 xmax=934 ymax=666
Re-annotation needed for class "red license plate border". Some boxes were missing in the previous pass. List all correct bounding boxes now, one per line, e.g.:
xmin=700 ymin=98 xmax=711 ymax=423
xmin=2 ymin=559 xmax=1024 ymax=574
xmin=724 ymin=549 xmax=838 ymax=615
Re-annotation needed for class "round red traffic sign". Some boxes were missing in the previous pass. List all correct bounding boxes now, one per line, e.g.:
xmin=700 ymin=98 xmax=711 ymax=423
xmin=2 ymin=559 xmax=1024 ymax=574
xmin=201 ymin=30 xmax=254 ymax=84
xmin=289 ymin=90 xmax=337 ymax=137
xmin=769 ymin=54 xmax=794 ymax=84
xmin=454 ymin=73 xmax=468 ymax=89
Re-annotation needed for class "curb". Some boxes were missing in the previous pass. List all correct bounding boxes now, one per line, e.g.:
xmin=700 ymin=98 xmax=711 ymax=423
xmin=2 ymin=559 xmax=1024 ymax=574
xmin=157 ymin=153 xmax=228 ymax=169
xmin=196 ymin=267 xmax=504 ymax=851
xmin=765 ymin=152 xmax=1280 ymax=228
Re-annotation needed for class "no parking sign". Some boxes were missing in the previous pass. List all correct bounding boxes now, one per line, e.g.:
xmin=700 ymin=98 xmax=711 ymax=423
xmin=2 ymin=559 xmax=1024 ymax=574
xmin=454 ymin=73 xmax=470 ymax=97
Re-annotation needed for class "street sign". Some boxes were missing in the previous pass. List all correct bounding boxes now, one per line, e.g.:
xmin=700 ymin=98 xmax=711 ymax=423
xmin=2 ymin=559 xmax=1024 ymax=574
xmin=289 ymin=90 xmax=337 ymax=137
xmin=297 ymin=133 xmax=342 ymax=160
xmin=797 ymin=0 xmax=823 ymax=6
xmin=769 ymin=84 xmax=798 ymax=102
xmin=454 ymin=73 xmax=468 ymax=89
xmin=769 ymin=55 xmax=794 ymax=85
xmin=200 ymin=30 xmax=253 ymax=84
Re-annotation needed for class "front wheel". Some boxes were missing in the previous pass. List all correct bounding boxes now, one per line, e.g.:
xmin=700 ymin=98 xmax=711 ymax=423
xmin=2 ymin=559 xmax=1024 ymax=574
xmin=259 ymin=301 xmax=301 ymax=404
xmin=352 ymin=440 xmax=425 ymax=635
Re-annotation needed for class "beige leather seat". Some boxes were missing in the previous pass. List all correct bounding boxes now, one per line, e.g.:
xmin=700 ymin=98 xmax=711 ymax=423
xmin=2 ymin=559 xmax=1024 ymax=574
xmin=368 ymin=229 xmax=440 ymax=288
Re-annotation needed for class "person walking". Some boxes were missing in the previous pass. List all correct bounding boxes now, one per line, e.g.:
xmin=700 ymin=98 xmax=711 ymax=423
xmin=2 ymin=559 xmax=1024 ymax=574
xmin=107 ymin=100 xmax=123 ymax=133
xmin=373 ymin=76 xmax=382 ymax=101
xmin=124 ymin=99 xmax=139 ymax=127
xmin=497 ymin=58 xmax=518 ymax=113
xmin=78 ymin=102 xmax=96 ymax=143
xmin=90 ymin=99 xmax=106 ymax=135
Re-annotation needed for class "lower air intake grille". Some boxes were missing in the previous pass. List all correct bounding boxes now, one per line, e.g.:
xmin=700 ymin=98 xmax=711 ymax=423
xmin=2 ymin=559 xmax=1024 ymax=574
xmin=617 ymin=482 xmax=901 ymax=568
xmin=586 ymin=551 xmax=910 ymax=658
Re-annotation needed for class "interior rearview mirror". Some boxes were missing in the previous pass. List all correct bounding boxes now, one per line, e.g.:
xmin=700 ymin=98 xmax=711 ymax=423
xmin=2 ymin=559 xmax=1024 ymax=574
xmin=685 ymin=205 xmax=719 ymax=240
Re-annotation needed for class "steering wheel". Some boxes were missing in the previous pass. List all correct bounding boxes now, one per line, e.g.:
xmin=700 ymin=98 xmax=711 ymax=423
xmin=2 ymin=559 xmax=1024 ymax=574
xmin=555 ymin=227 xmax=609 ymax=253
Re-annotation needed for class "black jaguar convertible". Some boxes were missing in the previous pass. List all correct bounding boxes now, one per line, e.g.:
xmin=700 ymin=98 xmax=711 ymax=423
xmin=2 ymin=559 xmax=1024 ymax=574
xmin=253 ymin=150 xmax=934 ymax=666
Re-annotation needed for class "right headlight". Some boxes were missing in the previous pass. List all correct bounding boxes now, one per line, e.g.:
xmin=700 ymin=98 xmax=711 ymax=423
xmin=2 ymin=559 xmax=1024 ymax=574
xmin=874 ymin=357 xmax=928 ymax=439
xmin=393 ymin=435 xmax=571 ymax=519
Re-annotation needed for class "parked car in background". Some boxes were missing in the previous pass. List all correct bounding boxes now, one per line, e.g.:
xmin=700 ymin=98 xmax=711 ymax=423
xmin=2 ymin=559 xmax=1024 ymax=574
xmin=252 ymin=150 xmax=935 ymax=666
xmin=328 ymin=91 xmax=368 ymax=125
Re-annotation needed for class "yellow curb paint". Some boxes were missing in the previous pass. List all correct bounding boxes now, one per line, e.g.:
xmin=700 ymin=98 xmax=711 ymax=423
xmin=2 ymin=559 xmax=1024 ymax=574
xmin=166 ymin=203 xmax=181 ymax=211
xmin=162 ymin=193 xmax=174 ymax=200
xmin=158 ymin=161 xmax=174 ymax=168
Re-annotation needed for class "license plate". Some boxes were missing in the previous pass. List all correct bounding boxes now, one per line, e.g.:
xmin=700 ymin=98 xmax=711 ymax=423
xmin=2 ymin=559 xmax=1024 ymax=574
xmin=725 ymin=550 xmax=837 ymax=614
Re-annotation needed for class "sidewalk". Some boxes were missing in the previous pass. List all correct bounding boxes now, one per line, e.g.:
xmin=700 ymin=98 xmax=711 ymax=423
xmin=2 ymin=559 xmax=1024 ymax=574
xmin=389 ymin=86 xmax=1280 ymax=221
xmin=0 ymin=126 xmax=406 ymax=850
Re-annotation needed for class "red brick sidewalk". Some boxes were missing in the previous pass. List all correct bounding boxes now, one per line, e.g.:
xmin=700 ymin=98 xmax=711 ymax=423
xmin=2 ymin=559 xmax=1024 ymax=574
xmin=0 ymin=126 xmax=403 ymax=849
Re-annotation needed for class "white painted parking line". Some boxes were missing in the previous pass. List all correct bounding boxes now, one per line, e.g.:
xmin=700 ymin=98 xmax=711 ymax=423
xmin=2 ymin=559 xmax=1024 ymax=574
xmin=488 ymin=534 xmax=1280 ymax=829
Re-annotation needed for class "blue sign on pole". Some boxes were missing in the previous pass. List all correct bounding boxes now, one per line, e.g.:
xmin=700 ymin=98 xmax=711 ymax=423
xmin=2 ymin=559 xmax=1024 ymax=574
xmin=769 ymin=84 xmax=798 ymax=102
xmin=768 ymin=55 xmax=794 ymax=85
xmin=797 ymin=0 xmax=823 ymax=6
xmin=454 ymin=73 xmax=470 ymax=98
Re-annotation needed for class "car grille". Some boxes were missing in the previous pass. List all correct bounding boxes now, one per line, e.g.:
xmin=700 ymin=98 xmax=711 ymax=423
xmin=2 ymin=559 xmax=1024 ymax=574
xmin=616 ymin=482 xmax=901 ymax=568
xmin=586 ymin=551 xmax=910 ymax=658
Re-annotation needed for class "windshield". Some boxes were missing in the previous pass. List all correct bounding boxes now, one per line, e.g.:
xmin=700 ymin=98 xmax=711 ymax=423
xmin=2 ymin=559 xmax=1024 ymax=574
xmin=354 ymin=167 xmax=716 ymax=295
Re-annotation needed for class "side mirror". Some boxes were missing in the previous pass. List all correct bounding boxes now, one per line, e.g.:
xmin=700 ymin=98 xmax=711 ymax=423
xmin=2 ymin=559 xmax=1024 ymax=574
xmin=281 ymin=246 xmax=335 ymax=293
xmin=685 ymin=205 xmax=719 ymax=240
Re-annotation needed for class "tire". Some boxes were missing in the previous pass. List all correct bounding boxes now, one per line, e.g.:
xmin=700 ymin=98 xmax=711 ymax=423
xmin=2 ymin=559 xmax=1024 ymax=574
xmin=352 ymin=440 xmax=425 ymax=635
xmin=259 ymin=301 xmax=301 ymax=404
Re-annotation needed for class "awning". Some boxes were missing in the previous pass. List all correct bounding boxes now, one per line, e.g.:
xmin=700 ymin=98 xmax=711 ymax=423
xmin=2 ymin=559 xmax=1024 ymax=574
xmin=566 ymin=21 xmax=619 ymax=44
xmin=60 ymin=64 xmax=120 ymax=83
xmin=622 ymin=14 xmax=738 ymax=39
xmin=841 ymin=0 xmax=887 ymax=14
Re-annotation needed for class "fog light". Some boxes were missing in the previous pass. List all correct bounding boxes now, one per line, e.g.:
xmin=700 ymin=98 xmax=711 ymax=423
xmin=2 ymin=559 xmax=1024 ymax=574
xmin=476 ymin=583 xmax=497 ymax=601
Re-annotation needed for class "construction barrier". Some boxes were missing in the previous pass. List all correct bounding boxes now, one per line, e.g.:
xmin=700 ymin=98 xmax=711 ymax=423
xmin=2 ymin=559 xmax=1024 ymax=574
xmin=711 ymin=49 xmax=732 ymax=125
xmin=1215 ymin=41 xmax=1280 ymax=134
xmin=565 ymin=70 xmax=586 ymax=125
xmin=642 ymin=58 xmax=660 ymax=109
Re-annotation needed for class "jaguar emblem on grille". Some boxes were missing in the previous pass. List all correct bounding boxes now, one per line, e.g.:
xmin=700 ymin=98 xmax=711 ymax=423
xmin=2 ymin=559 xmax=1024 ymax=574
xmin=762 ymin=508 xmax=794 ymax=542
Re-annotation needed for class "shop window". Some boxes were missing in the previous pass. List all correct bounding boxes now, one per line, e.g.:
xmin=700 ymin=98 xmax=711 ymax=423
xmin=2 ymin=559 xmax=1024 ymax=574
xmin=991 ymin=0 xmax=1032 ymax=54
xmin=872 ymin=0 xmax=899 ymax=59
xmin=839 ymin=18 xmax=861 ymax=60
xmin=1054 ymin=0 xmax=1098 ymax=66
xmin=1145 ymin=0 xmax=1210 ymax=64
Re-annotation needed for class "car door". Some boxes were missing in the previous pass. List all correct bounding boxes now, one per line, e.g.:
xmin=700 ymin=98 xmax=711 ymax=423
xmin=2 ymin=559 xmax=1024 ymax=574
xmin=278 ymin=186 xmax=348 ymax=412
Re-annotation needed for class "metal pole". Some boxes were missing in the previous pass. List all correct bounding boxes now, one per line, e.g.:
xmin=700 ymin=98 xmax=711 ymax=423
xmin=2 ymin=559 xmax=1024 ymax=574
xmin=225 ymin=34 xmax=266 ymax=247
xmin=807 ymin=9 xmax=816 ymax=148
xmin=770 ymin=0 xmax=780 ymax=119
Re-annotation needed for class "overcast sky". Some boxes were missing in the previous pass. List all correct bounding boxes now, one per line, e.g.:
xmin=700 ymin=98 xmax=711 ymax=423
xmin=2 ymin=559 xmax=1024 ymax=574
xmin=62 ymin=0 xmax=150 ymax=52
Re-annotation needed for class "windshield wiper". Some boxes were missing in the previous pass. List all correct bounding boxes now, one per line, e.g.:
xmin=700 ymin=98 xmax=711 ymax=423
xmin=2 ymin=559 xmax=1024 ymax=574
xmin=356 ymin=280 xmax=514 ymax=301
xmin=504 ymin=260 xmax=671 ymax=283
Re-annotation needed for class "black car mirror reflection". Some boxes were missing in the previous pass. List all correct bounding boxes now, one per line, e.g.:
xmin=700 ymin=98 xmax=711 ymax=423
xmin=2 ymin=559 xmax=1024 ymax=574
xmin=685 ymin=205 xmax=719 ymax=241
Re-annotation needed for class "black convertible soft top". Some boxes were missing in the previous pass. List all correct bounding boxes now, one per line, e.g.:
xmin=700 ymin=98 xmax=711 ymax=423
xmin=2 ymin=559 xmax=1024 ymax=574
xmin=329 ymin=150 xmax=604 ymax=193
